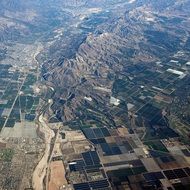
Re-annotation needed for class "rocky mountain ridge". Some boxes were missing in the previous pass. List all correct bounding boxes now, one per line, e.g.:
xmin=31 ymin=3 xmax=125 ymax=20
xmin=39 ymin=0 xmax=190 ymax=124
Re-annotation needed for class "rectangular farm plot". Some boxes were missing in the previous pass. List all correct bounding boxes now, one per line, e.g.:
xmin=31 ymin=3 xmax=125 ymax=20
xmin=82 ymin=151 xmax=101 ymax=167
xmin=83 ymin=127 xmax=111 ymax=140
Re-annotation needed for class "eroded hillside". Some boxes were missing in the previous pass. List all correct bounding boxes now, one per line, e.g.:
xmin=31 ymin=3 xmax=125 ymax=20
xmin=39 ymin=0 xmax=190 ymax=134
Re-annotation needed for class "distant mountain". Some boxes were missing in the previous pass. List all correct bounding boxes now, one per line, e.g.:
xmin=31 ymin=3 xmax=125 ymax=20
xmin=38 ymin=0 xmax=190 ymax=123
xmin=0 ymin=0 xmax=70 ymax=44
xmin=0 ymin=0 xmax=190 ymax=125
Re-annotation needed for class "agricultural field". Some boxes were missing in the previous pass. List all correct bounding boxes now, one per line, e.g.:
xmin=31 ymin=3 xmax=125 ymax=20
xmin=64 ymin=52 xmax=190 ymax=142
xmin=0 ymin=64 xmax=40 ymax=135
